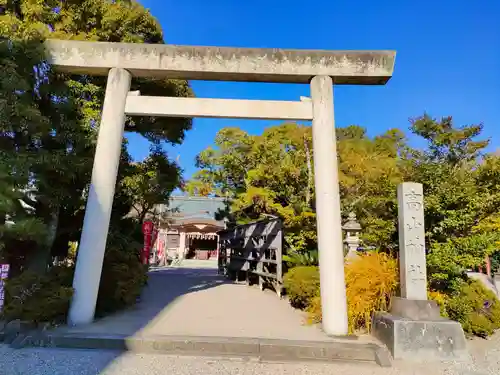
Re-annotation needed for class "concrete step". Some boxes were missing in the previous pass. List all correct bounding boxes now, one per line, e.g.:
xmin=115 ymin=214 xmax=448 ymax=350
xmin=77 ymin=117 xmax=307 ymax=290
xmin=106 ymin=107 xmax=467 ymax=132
xmin=14 ymin=331 xmax=391 ymax=367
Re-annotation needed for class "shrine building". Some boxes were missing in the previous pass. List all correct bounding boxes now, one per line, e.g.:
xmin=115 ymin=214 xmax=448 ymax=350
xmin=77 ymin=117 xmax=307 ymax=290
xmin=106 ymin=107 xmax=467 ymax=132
xmin=155 ymin=196 xmax=227 ymax=261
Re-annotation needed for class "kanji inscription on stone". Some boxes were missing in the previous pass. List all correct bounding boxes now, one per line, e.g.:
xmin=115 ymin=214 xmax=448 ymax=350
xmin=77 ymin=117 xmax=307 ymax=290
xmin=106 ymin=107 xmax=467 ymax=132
xmin=397 ymin=182 xmax=427 ymax=300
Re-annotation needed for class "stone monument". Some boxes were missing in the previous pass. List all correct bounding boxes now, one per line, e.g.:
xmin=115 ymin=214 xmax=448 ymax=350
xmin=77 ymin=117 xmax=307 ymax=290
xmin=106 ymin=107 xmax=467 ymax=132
xmin=372 ymin=182 xmax=468 ymax=361
xmin=396 ymin=182 xmax=428 ymax=302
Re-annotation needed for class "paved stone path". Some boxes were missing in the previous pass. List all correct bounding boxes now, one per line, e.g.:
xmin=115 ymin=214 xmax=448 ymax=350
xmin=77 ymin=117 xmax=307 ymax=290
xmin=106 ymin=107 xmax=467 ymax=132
xmin=57 ymin=262 xmax=331 ymax=341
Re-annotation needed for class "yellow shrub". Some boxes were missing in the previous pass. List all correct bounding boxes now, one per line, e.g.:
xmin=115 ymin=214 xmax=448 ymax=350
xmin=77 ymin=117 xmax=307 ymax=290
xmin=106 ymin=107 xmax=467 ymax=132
xmin=428 ymin=290 xmax=448 ymax=317
xmin=306 ymin=293 xmax=322 ymax=325
xmin=307 ymin=252 xmax=399 ymax=333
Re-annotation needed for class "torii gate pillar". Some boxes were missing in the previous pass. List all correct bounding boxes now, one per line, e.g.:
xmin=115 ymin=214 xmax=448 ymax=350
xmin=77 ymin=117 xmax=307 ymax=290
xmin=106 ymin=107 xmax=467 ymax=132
xmin=310 ymin=75 xmax=348 ymax=334
xmin=67 ymin=68 xmax=131 ymax=324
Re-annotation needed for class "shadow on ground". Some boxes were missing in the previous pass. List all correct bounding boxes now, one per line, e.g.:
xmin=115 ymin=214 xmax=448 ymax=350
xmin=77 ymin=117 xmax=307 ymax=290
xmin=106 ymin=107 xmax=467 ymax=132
xmin=59 ymin=265 xmax=230 ymax=336
xmin=28 ymin=262 xmax=359 ymax=374
xmin=46 ymin=264 xmax=232 ymax=374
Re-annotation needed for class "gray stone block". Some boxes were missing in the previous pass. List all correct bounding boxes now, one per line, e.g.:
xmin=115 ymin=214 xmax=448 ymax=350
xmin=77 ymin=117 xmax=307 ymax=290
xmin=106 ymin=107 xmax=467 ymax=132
xmin=45 ymin=40 xmax=396 ymax=85
xmin=22 ymin=331 xmax=391 ymax=367
xmin=10 ymin=334 xmax=30 ymax=349
xmin=258 ymin=338 xmax=378 ymax=363
xmin=45 ymin=333 xmax=128 ymax=351
xmin=0 ymin=321 xmax=5 ymax=342
xmin=390 ymin=297 xmax=441 ymax=320
xmin=127 ymin=335 xmax=260 ymax=357
xmin=4 ymin=320 xmax=22 ymax=343
xmin=373 ymin=346 xmax=392 ymax=368
xmin=372 ymin=312 xmax=469 ymax=361
xmin=8 ymin=322 xmax=54 ymax=348
xmin=3 ymin=320 xmax=36 ymax=344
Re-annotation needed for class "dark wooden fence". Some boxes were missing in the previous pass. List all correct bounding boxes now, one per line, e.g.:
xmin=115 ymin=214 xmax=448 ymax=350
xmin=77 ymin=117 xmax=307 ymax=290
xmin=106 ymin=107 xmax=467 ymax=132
xmin=217 ymin=218 xmax=285 ymax=297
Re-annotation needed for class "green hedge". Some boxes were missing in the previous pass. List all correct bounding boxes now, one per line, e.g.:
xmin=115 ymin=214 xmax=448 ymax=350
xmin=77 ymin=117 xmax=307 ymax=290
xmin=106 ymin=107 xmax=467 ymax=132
xmin=2 ymin=266 xmax=74 ymax=323
xmin=446 ymin=280 xmax=500 ymax=338
xmin=2 ymin=244 xmax=147 ymax=323
xmin=283 ymin=266 xmax=320 ymax=309
xmin=95 ymin=245 xmax=148 ymax=316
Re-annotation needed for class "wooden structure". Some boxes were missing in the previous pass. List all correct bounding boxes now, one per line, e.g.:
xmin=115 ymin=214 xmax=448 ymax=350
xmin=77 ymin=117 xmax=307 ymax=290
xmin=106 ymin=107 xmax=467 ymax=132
xmin=217 ymin=219 xmax=285 ymax=297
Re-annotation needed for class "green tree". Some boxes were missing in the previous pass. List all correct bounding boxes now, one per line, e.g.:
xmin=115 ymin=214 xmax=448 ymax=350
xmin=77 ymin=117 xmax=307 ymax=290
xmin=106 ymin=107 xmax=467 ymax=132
xmin=402 ymin=115 xmax=500 ymax=289
xmin=186 ymin=123 xmax=316 ymax=250
xmin=120 ymin=148 xmax=181 ymax=223
xmin=0 ymin=0 xmax=192 ymax=273
xmin=337 ymin=125 xmax=404 ymax=249
xmin=186 ymin=122 xmax=403 ymax=252
xmin=188 ymin=114 xmax=500 ymax=289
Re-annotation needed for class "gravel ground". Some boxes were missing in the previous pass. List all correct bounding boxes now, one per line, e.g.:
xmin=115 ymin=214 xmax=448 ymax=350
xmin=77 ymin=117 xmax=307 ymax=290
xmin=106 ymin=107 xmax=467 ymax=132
xmin=0 ymin=333 xmax=499 ymax=375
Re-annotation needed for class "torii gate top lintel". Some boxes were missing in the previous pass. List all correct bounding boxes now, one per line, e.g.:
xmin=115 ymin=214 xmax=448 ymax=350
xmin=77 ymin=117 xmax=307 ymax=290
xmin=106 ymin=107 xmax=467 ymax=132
xmin=44 ymin=39 xmax=395 ymax=85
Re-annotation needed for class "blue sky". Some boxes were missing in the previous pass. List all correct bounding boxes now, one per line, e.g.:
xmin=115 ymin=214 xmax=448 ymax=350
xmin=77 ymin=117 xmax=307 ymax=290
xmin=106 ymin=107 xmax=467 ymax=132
xmin=128 ymin=0 xmax=500 ymax=180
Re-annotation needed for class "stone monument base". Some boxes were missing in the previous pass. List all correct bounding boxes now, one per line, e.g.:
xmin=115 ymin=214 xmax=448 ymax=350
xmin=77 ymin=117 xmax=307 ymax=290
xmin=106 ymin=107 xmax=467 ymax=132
xmin=372 ymin=308 xmax=469 ymax=361
xmin=390 ymin=297 xmax=441 ymax=320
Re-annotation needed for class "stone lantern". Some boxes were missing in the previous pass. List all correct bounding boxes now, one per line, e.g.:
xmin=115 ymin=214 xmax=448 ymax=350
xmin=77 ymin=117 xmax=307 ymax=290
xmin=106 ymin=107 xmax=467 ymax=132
xmin=342 ymin=212 xmax=362 ymax=259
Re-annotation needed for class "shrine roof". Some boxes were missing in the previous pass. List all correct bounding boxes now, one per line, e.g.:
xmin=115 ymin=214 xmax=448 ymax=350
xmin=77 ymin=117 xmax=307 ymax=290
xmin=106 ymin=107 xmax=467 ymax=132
xmin=159 ymin=196 xmax=227 ymax=226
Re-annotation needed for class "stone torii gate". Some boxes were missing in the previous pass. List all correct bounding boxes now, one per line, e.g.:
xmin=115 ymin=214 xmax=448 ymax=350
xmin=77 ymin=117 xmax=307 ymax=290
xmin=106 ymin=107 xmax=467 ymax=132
xmin=45 ymin=40 xmax=396 ymax=336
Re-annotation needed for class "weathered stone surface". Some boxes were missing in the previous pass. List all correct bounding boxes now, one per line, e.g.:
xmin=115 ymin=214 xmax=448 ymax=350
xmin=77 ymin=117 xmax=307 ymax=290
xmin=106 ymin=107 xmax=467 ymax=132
xmin=397 ymin=182 xmax=427 ymax=300
xmin=390 ymin=297 xmax=441 ymax=320
xmin=10 ymin=333 xmax=30 ymax=349
xmin=44 ymin=40 xmax=396 ymax=84
xmin=259 ymin=338 xmax=377 ymax=362
xmin=20 ymin=331 xmax=391 ymax=366
xmin=68 ymin=67 xmax=132 ymax=326
xmin=125 ymin=96 xmax=314 ymax=121
xmin=127 ymin=335 xmax=260 ymax=356
xmin=3 ymin=320 xmax=36 ymax=344
xmin=373 ymin=346 xmax=393 ymax=368
xmin=371 ymin=183 xmax=470 ymax=362
xmin=372 ymin=313 xmax=469 ymax=361
xmin=311 ymin=75 xmax=348 ymax=336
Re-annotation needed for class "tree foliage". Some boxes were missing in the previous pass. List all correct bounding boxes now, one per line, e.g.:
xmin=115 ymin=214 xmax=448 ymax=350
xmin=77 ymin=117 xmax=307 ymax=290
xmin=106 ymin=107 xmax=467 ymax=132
xmin=187 ymin=114 xmax=500 ymax=290
xmin=0 ymin=0 xmax=191 ymax=274
xmin=121 ymin=147 xmax=182 ymax=223
xmin=185 ymin=122 xmax=404 ymax=251
xmin=403 ymin=115 xmax=500 ymax=287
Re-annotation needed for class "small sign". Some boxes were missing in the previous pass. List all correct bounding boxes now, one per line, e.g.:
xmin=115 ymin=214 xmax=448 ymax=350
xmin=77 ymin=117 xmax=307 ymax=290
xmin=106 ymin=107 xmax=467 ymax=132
xmin=141 ymin=221 xmax=155 ymax=265
xmin=0 ymin=264 xmax=10 ymax=311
